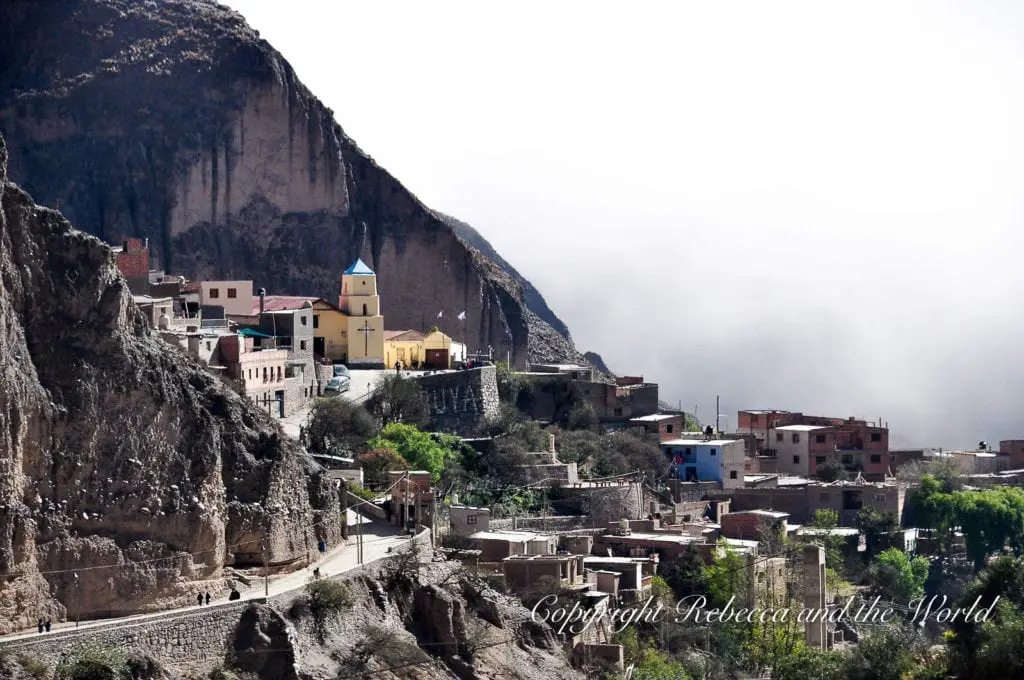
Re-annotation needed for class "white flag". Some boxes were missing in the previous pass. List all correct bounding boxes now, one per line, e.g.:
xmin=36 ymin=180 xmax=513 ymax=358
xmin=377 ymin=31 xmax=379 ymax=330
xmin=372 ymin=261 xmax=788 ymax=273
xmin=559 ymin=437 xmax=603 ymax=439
xmin=437 ymin=311 xmax=443 ymax=318
xmin=457 ymin=310 xmax=466 ymax=321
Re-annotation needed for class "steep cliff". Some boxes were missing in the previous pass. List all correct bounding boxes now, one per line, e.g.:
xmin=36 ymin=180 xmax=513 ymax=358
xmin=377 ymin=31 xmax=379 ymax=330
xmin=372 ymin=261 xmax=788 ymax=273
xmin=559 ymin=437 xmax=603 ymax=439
xmin=0 ymin=132 xmax=342 ymax=633
xmin=0 ymin=0 xmax=600 ymax=367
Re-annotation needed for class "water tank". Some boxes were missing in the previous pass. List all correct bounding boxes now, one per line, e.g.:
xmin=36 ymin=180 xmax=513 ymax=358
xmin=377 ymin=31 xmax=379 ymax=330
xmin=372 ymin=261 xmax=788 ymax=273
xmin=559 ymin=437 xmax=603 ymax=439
xmin=619 ymin=518 xmax=630 ymax=535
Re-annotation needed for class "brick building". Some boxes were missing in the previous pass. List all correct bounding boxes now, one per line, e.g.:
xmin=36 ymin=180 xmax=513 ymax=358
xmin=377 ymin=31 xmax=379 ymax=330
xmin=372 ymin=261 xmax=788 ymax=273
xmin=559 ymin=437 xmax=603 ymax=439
xmin=630 ymin=413 xmax=685 ymax=442
xmin=113 ymin=238 xmax=151 ymax=294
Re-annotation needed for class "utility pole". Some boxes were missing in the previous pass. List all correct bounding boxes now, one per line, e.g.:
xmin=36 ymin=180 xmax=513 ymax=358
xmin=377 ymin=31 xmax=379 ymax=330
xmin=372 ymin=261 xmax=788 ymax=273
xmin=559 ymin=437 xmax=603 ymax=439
xmin=357 ymin=505 xmax=363 ymax=565
xmin=261 ymin=533 xmax=269 ymax=598
xmin=73 ymin=572 xmax=80 ymax=627
xmin=716 ymin=395 xmax=720 ymax=434
xmin=402 ymin=471 xmax=410 ymax=536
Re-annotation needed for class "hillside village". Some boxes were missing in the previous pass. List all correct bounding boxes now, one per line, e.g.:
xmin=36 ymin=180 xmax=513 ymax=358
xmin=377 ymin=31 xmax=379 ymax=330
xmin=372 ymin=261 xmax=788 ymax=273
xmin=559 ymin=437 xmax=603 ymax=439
xmin=89 ymin=237 xmax=1024 ymax=678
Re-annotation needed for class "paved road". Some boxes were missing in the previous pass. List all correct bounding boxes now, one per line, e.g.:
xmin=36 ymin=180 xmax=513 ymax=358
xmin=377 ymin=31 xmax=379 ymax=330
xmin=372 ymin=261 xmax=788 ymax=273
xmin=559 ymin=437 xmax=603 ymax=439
xmin=0 ymin=374 xmax=412 ymax=643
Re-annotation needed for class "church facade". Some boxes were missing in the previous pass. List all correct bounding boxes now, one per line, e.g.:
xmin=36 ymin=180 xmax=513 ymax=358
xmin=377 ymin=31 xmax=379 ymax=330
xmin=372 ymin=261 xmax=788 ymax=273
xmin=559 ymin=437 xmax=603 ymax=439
xmin=322 ymin=258 xmax=385 ymax=368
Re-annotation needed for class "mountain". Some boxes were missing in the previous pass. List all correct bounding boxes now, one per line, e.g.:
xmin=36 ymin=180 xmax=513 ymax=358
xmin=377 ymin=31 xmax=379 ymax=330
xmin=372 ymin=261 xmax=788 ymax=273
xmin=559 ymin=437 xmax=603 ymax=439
xmin=0 ymin=131 xmax=341 ymax=633
xmin=0 ymin=0 xmax=597 ymax=368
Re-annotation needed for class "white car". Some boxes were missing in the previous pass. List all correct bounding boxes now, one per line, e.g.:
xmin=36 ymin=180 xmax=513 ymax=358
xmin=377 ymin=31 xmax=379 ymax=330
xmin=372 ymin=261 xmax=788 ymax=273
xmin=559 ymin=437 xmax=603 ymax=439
xmin=324 ymin=376 xmax=350 ymax=395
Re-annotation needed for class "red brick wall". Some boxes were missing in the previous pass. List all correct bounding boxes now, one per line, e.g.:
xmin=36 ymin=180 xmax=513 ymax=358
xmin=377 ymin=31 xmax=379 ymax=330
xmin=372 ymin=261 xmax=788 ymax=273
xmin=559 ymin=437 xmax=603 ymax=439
xmin=116 ymin=238 xmax=149 ymax=279
xmin=1000 ymin=440 xmax=1024 ymax=467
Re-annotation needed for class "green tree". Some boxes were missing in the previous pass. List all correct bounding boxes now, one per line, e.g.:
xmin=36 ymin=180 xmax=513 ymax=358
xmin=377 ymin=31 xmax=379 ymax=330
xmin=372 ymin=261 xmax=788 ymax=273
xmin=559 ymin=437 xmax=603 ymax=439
xmin=948 ymin=556 xmax=1024 ymax=679
xmin=659 ymin=545 xmax=707 ymax=599
xmin=856 ymin=507 xmax=898 ymax=559
xmin=563 ymin=403 xmax=599 ymax=431
xmin=305 ymin=398 xmax=377 ymax=455
xmin=702 ymin=542 xmax=749 ymax=608
xmin=494 ymin=361 xmax=523 ymax=404
xmin=772 ymin=647 xmax=848 ymax=680
xmin=366 ymin=374 xmax=429 ymax=427
xmin=869 ymin=548 xmax=929 ymax=602
xmin=367 ymin=423 xmax=463 ymax=483
xmin=844 ymin=625 xmax=934 ymax=680
xmin=815 ymin=462 xmax=846 ymax=482
xmin=356 ymin=447 xmax=409 ymax=487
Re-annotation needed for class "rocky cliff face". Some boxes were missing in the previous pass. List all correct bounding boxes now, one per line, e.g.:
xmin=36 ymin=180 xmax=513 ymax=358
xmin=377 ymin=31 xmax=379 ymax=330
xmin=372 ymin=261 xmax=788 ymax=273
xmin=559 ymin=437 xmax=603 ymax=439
xmin=0 ymin=132 xmax=342 ymax=633
xmin=0 ymin=0 xmax=597 ymax=367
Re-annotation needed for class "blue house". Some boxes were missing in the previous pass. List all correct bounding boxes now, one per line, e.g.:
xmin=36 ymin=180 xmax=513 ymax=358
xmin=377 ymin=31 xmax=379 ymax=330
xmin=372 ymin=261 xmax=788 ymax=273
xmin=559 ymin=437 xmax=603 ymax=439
xmin=660 ymin=438 xmax=746 ymax=489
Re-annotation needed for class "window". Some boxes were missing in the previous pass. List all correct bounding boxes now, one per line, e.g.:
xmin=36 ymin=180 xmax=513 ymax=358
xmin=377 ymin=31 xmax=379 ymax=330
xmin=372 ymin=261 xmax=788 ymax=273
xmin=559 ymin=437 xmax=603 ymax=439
xmin=793 ymin=455 xmax=801 ymax=464
xmin=300 ymin=340 xmax=307 ymax=351
xmin=816 ymin=434 xmax=826 ymax=443
xmin=313 ymin=315 xmax=319 ymax=329
xmin=816 ymin=456 xmax=826 ymax=464
xmin=820 ymin=493 xmax=829 ymax=502
xmin=614 ymin=407 xmax=623 ymax=417
xmin=751 ymin=414 xmax=760 ymax=424
xmin=300 ymin=315 xmax=308 ymax=326
xmin=870 ymin=454 xmax=881 ymax=464
xmin=666 ymin=424 xmax=674 ymax=434
xmin=871 ymin=432 xmax=882 ymax=442
xmin=248 ymin=369 xmax=252 ymax=380
xmin=208 ymin=288 xmax=220 ymax=299
xmin=776 ymin=433 xmax=783 ymax=443
xmin=730 ymin=471 xmax=738 ymax=479
xmin=362 ymin=303 xmax=368 ymax=316
xmin=710 ymin=448 xmax=717 ymax=456
xmin=205 ymin=341 xmax=211 ymax=351
xmin=466 ymin=514 xmax=477 ymax=525
xmin=842 ymin=454 xmax=853 ymax=464
xmin=684 ymin=448 xmax=692 ymax=455
xmin=792 ymin=433 xmax=800 ymax=444
xmin=262 ymin=367 xmax=267 ymax=382
xmin=277 ymin=367 xmax=282 ymax=381
xmin=874 ymin=494 xmax=886 ymax=503
xmin=227 ymin=288 xmax=237 ymax=299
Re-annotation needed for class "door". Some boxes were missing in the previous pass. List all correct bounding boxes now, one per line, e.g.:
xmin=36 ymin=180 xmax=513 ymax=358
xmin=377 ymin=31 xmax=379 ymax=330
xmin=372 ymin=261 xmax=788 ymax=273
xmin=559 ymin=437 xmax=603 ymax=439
xmin=424 ymin=349 xmax=448 ymax=370
xmin=313 ymin=336 xmax=325 ymax=358
xmin=275 ymin=390 xmax=285 ymax=417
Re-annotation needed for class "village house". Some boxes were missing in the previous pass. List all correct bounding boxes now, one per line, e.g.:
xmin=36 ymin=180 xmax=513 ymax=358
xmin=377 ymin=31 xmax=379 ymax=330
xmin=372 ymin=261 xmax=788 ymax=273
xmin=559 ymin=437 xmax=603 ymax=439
xmin=502 ymin=554 xmax=587 ymax=596
xmin=706 ymin=479 xmax=906 ymax=526
xmin=582 ymin=556 xmax=659 ymax=595
xmin=927 ymin=447 xmax=1009 ymax=475
xmin=517 ymin=433 xmax=579 ymax=486
xmin=661 ymin=438 xmax=745 ymax=489
xmin=383 ymin=329 xmax=467 ymax=370
xmin=218 ymin=333 xmax=293 ymax=417
xmin=719 ymin=510 xmax=790 ymax=542
xmin=449 ymin=505 xmax=490 ymax=536
xmin=198 ymin=280 xmax=255 ymax=317
xmin=1000 ymin=440 xmax=1024 ymax=467
xmin=629 ymin=413 xmax=686 ymax=442
xmin=468 ymin=530 xmax=558 ymax=563
xmin=388 ymin=471 xmax=436 ymax=531
xmin=113 ymin=238 xmax=151 ymax=294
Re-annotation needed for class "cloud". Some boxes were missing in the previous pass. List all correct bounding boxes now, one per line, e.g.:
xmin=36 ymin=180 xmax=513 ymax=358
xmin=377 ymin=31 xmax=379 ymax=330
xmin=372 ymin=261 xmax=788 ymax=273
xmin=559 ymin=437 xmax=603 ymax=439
xmin=224 ymin=0 xmax=1024 ymax=448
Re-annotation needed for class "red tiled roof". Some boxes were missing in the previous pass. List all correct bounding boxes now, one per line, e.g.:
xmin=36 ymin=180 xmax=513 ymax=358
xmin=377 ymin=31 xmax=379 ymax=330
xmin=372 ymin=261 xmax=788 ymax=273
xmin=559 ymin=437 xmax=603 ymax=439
xmin=384 ymin=329 xmax=426 ymax=342
xmin=251 ymin=296 xmax=317 ymax=314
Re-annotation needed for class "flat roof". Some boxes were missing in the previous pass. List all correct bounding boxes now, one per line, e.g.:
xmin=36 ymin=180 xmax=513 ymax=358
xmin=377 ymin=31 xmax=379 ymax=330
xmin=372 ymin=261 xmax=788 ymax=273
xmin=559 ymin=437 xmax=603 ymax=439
xmin=774 ymin=425 xmax=829 ymax=432
xmin=607 ymin=532 xmax=700 ymax=544
xmin=728 ymin=510 xmax=789 ymax=519
xmin=584 ymin=556 xmax=654 ymax=563
xmin=724 ymin=538 xmax=759 ymax=548
xmin=663 ymin=439 xmax=740 ymax=447
xmin=630 ymin=414 xmax=679 ymax=423
xmin=797 ymin=527 xmax=861 ymax=537
xmin=777 ymin=476 xmax=812 ymax=486
xmin=469 ymin=531 xmax=552 ymax=542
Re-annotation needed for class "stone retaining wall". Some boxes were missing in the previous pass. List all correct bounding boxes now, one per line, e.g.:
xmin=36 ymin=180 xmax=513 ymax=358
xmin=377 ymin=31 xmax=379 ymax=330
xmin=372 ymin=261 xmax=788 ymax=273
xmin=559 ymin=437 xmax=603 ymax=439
xmin=0 ymin=529 xmax=434 ymax=677
xmin=415 ymin=366 xmax=499 ymax=434
xmin=0 ymin=599 xmax=259 ymax=677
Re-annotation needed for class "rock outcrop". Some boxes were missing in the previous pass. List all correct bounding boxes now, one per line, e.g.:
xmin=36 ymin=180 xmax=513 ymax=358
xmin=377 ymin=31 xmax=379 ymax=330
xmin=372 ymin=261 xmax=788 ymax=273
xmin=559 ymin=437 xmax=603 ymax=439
xmin=0 ymin=0 xmax=599 ymax=367
xmin=0 ymin=132 xmax=342 ymax=633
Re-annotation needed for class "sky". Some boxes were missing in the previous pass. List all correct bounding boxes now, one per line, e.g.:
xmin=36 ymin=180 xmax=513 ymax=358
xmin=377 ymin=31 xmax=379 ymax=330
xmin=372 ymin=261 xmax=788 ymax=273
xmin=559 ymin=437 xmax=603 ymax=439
xmin=222 ymin=0 xmax=1024 ymax=448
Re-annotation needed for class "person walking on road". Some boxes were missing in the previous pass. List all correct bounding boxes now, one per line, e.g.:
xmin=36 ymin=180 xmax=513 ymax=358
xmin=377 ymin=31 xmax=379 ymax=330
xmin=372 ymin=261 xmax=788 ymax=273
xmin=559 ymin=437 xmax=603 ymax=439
xmin=205 ymin=592 xmax=211 ymax=605
xmin=37 ymin=619 xmax=43 ymax=634
xmin=44 ymin=620 xmax=51 ymax=633
xmin=197 ymin=593 xmax=204 ymax=606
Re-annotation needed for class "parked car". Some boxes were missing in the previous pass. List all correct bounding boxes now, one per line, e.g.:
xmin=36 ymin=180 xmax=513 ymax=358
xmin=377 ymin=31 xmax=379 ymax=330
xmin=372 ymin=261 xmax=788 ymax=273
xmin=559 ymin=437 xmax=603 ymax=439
xmin=333 ymin=364 xmax=350 ymax=378
xmin=324 ymin=376 xmax=350 ymax=395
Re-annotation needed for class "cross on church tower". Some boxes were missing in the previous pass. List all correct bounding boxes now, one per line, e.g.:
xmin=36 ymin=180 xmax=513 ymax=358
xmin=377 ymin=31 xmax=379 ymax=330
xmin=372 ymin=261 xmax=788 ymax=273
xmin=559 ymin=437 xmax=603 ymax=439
xmin=358 ymin=320 xmax=374 ymax=356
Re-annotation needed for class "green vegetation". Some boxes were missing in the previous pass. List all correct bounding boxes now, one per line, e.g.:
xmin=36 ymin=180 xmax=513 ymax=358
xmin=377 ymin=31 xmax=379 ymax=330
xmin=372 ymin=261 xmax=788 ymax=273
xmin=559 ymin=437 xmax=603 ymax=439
xmin=365 ymin=374 xmax=429 ymax=427
xmin=345 ymin=480 xmax=377 ymax=502
xmin=870 ymin=547 xmax=930 ymax=601
xmin=305 ymin=398 xmax=376 ymax=455
xmin=856 ymin=507 xmax=899 ymax=559
xmin=367 ymin=423 xmax=466 ymax=483
xmin=909 ymin=476 xmax=1024 ymax=571
xmin=55 ymin=645 xmax=130 ymax=680
xmin=354 ymin=447 xmax=408 ymax=487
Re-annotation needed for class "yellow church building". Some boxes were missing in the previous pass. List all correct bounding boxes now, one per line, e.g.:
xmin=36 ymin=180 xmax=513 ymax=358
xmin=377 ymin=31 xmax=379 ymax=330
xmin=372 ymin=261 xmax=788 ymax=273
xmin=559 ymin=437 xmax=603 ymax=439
xmin=308 ymin=259 xmax=385 ymax=368
xmin=383 ymin=329 xmax=467 ymax=370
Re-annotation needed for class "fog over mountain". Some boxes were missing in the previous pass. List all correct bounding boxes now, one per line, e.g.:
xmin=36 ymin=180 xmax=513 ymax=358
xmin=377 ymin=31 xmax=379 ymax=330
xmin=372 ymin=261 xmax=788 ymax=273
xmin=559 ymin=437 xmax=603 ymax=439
xmin=224 ymin=0 xmax=1024 ymax=449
